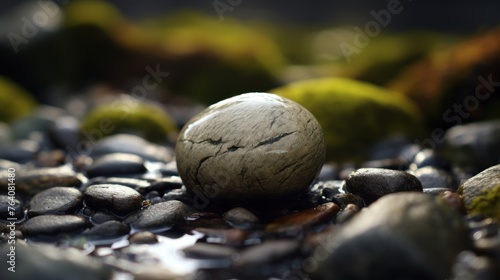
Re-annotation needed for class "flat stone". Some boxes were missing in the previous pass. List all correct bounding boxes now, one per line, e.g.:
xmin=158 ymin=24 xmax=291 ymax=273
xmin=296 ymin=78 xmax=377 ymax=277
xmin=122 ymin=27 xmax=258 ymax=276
xmin=314 ymin=193 xmax=473 ymax=280
xmin=90 ymin=212 xmax=118 ymax=224
xmin=345 ymin=168 xmax=423 ymax=205
xmin=182 ymin=242 xmax=236 ymax=259
xmin=266 ymin=202 xmax=340 ymax=233
xmin=85 ymin=153 xmax=147 ymax=178
xmin=81 ymin=220 xmax=130 ymax=241
xmin=28 ymin=187 xmax=82 ymax=217
xmin=176 ymin=93 xmax=325 ymax=201
xmin=0 ymin=195 xmax=24 ymax=219
xmin=234 ymin=239 xmax=300 ymax=266
xmin=126 ymin=200 xmax=190 ymax=231
xmin=223 ymin=207 xmax=260 ymax=228
xmin=21 ymin=215 xmax=88 ymax=237
xmin=0 ymin=165 xmax=84 ymax=195
xmin=83 ymin=184 xmax=143 ymax=216
xmin=0 ymin=242 xmax=111 ymax=279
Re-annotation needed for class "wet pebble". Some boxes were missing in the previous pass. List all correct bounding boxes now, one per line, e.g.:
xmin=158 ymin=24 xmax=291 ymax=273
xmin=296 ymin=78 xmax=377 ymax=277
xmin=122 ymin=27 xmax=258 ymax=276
xmin=412 ymin=166 xmax=456 ymax=189
xmin=21 ymin=214 xmax=88 ymax=237
xmin=345 ymin=168 xmax=423 ymax=205
xmin=97 ymin=177 xmax=151 ymax=190
xmin=194 ymin=228 xmax=248 ymax=246
xmin=85 ymin=153 xmax=147 ymax=178
xmin=458 ymin=164 xmax=500 ymax=220
xmin=90 ymin=211 xmax=118 ymax=224
xmin=234 ymin=239 xmax=300 ymax=266
xmin=126 ymin=200 xmax=190 ymax=231
xmin=336 ymin=203 xmax=361 ymax=224
xmin=330 ymin=193 xmax=365 ymax=209
xmin=83 ymin=184 xmax=143 ymax=216
xmin=0 ymin=165 xmax=85 ymax=195
xmin=28 ymin=187 xmax=82 ymax=217
xmin=147 ymin=176 xmax=184 ymax=193
xmin=0 ymin=195 xmax=24 ymax=219
xmin=90 ymin=134 xmax=174 ymax=162
xmin=314 ymin=193 xmax=472 ymax=280
xmin=183 ymin=242 xmax=236 ymax=259
xmin=223 ymin=207 xmax=260 ymax=229
xmin=176 ymin=93 xmax=325 ymax=200
xmin=129 ymin=231 xmax=158 ymax=244
xmin=266 ymin=202 xmax=339 ymax=234
xmin=410 ymin=149 xmax=452 ymax=172
xmin=81 ymin=220 xmax=130 ymax=241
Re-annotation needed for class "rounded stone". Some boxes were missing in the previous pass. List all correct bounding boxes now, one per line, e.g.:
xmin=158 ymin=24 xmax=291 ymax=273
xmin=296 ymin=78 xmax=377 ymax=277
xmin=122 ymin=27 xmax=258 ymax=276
xmin=175 ymin=93 xmax=325 ymax=200
xmin=83 ymin=184 xmax=143 ymax=216
xmin=28 ymin=187 xmax=83 ymax=217
xmin=21 ymin=215 xmax=88 ymax=237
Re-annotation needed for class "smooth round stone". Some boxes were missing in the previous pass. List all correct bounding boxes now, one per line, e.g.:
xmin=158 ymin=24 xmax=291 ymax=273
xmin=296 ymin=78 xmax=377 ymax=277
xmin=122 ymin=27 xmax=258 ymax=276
xmin=314 ymin=193 xmax=473 ymax=280
xmin=128 ymin=231 xmax=158 ymax=244
xmin=83 ymin=184 xmax=143 ymax=216
xmin=223 ymin=207 xmax=260 ymax=228
xmin=85 ymin=153 xmax=147 ymax=178
xmin=126 ymin=200 xmax=190 ymax=231
xmin=0 ymin=195 xmax=24 ymax=219
xmin=28 ymin=187 xmax=83 ymax=217
xmin=412 ymin=166 xmax=456 ymax=189
xmin=176 ymin=93 xmax=325 ymax=200
xmin=21 ymin=215 xmax=88 ymax=237
xmin=345 ymin=168 xmax=423 ymax=205
xmin=81 ymin=220 xmax=130 ymax=241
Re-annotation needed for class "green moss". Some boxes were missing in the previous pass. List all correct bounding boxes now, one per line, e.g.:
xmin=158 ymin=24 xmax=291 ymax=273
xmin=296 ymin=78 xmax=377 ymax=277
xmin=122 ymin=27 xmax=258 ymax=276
xmin=271 ymin=77 xmax=423 ymax=162
xmin=80 ymin=97 xmax=177 ymax=143
xmin=0 ymin=76 xmax=36 ymax=123
xmin=63 ymin=1 xmax=124 ymax=31
xmin=467 ymin=185 xmax=500 ymax=220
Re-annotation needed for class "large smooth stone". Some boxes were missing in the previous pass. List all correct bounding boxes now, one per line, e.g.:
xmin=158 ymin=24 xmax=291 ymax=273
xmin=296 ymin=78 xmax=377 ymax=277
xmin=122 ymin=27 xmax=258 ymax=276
xmin=176 ymin=93 xmax=325 ymax=201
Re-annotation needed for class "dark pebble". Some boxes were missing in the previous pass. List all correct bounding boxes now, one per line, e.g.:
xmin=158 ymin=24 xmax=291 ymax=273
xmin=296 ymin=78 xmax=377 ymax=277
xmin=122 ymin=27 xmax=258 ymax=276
xmin=28 ymin=187 xmax=82 ymax=217
xmin=97 ymin=177 xmax=151 ymax=190
xmin=0 ymin=195 xmax=24 ymax=219
xmin=266 ymin=203 xmax=340 ymax=234
xmin=21 ymin=214 xmax=88 ymax=237
xmin=183 ymin=242 xmax=236 ymax=259
xmin=412 ymin=166 xmax=456 ymax=189
xmin=345 ymin=168 xmax=423 ymax=205
xmin=410 ymin=149 xmax=452 ymax=172
xmin=90 ymin=211 xmax=118 ymax=224
xmin=0 ymin=140 xmax=39 ymax=164
xmin=147 ymin=176 xmax=184 ymax=192
xmin=336 ymin=204 xmax=360 ymax=224
xmin=128 ymin=231 xmax=158 ymax=244
xmin=159 ymin=161 xmax=179 ymax=176
xmin=126 ymin=200 xmax=190 ymax=231
xmin=234 ymin=240 xmax=300 ymax=266
xmin=330 ymin=193 xmax=365 ymax=209
xmin=83 ymin=184 xmax=143 ymax=216
xmin=194 ymin=227 xmax=248 ymax=246
xmin=361 ymin=158 xmax=407 ymax=170
xmin=85 ymin=153 xmax=147 ymax=178
xmin=0 ymin=165 xmax=85 ymax=195
xmin=162 ymin=186 xmax=190 ymax=202
xmin=48 ymin=116 xmax=80 ymax=151
xmin=90 ymin=134 xmax=174 ymax=162
xmin=81 ymin=220 xmax=130 ymax=241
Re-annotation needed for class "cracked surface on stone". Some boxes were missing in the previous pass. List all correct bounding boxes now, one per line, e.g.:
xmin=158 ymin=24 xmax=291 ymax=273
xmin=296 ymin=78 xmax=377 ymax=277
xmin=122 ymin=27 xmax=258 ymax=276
xmin=175 ymin=93 xmax=325 ymax=200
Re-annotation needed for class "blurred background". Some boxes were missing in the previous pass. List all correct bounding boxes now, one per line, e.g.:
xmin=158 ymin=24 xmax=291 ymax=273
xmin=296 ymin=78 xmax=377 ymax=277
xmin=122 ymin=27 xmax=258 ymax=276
xmin=0 ymin=0 xmax=499 ymax=158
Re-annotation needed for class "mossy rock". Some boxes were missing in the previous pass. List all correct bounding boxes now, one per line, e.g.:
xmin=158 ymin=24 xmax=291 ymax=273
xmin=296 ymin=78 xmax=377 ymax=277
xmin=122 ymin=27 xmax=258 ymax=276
xmin=80 ymin=97 xmax=177 ymax=143
xmin=271 ymin=77 xmax=423 ymax=162
xmin=0 ymin=76 xmax=36 ymax=123
xmin=458 ymin=164 xmax=500 ymax=220
xmin=140 ymin=12 xmax=285 ymax=104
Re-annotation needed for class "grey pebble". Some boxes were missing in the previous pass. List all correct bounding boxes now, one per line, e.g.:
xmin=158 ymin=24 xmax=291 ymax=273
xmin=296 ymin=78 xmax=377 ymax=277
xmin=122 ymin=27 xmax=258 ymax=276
xmin=412 ymin=166 xmax=456 ymax=189
xmin=81 ymin=220 xmax=130 ymax=241
xmin=21 ymin=214 xmax=88 ymax=237
xmin=90 ymin=134 xmax=174 ymax=162
xmin=176 ymin=93 xmax=325 ymax=200
xmin=83 ymin=184 xmax=143 ymax=216
xmin=0 ymin=195 xmax=24 ymax=219
xmin=223 ymin=207 xmax=260 ymax=228
xmin=0 ymin=165 xmax=85 ymax=195
xmin=314 ymin=193 xmax=472 ymax=280
xmin=183 ymin=242 xmax=236 ymax=259
xmin=28 ymin=187 xmax=82 ymax=217
xmin=90 ymin=211 xmax=118 ymax=224
xmin=126 ymin=200 xmax=190 ymax=231
xmin=345 ymin=168 xmax=423 ymax=205
xmin=85 ymin=153 xmax=147 ymax=178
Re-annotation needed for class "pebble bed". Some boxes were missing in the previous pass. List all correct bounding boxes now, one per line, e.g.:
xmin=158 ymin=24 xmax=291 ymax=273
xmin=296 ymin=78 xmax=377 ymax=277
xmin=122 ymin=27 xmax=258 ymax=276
xmin=1 ymin=112 xmax=500 ymax=280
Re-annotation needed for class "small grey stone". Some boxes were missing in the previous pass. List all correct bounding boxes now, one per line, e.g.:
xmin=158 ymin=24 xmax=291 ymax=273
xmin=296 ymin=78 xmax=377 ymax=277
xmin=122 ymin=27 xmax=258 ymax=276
xmin=0 ymin=195 xmax=24 ymax=219
xmin=86 ymin=153 xmax=147 ymax=178
xmin=223 ymin=207 xmax=260 ymax=228
xmin=90 ymin=134 xmax=174 ymax=162
xmin=126 ymin=200 xmax=190 ymax=231
xmin=412 ymin=166 xmax=455 ymax=189
xmin=182 ymin=242 xmax=236 ymax=259
xmin=0 ymin=242 xmax=111 ymax=280
xmin=90 ymin=211 xmax=118 ymax=224
xmin=81 ymin=220 xmax=130 ymax=241
xmin=176 ymin=93 xmax=325 ymax=201
xmin=83 ymin=184 xmax=143 ymax=216
xmin=28 ymin=187 xmax=82 ymax=217
xmin=21 ymin=215 xmax=88 ymax=237
xmin=0 ymin=165 xmax=85 ymax=195
xmin=314 ymin=193 xmax=472 ymax=280
xmin=345 ymin=168 xmax=423 ymax=205
xmin=444 ymin=120 xmax=500 ymax=170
